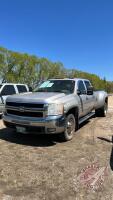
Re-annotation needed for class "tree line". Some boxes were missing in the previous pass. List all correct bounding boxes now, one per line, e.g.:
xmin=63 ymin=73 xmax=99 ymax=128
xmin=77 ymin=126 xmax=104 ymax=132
xmin=0 ymin=46 xmax=113 ymax=92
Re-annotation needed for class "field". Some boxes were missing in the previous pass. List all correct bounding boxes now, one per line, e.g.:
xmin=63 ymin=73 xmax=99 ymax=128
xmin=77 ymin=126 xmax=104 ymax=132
xmin=0 ymin=97 xmax=113 ymax=199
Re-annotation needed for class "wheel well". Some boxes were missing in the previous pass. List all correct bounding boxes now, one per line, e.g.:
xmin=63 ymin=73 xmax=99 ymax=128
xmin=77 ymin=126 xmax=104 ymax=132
xmin=66 ymin=107 xmax=79 ymax=130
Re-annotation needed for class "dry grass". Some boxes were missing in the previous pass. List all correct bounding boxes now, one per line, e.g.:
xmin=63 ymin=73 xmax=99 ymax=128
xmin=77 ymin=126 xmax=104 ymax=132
xmin=0 ymin=96 xmax=112 ymax=199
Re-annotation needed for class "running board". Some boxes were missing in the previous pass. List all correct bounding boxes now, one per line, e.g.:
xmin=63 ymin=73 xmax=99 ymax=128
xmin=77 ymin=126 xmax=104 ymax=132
xmin=79 ymin=112 xmax=95 ymax=125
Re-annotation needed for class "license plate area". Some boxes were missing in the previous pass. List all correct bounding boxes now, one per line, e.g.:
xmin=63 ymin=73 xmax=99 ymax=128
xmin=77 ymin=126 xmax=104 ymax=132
xmin=16 ymin=126 xmax=27 ymax=133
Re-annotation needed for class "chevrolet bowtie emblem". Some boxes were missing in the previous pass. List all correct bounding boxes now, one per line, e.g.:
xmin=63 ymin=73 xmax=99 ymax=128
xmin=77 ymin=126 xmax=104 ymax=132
xmin=19 ymin=107 xmax=25 ymax=112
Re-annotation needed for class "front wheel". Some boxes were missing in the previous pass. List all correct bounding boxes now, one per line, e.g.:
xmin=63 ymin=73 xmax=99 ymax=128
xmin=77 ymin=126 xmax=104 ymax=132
xmin=60 ymin=114 xmax=76 ymax=141
xmin=95 ymin=102 xmax=108 ymax=117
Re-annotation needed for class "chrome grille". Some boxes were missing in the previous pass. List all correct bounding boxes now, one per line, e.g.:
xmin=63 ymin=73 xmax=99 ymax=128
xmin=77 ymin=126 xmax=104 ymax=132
xmin=6 ymin=102 xmax=46 ymax=118
xmin=6 ymin=102 xmax=44 ymax=109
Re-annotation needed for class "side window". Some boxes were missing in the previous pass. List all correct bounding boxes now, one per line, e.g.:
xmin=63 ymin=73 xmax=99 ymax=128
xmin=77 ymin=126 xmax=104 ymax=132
xmin=1 ymin=85 xmax=16 ymax=96
xmin=84 ymin=81 xmax=91 ymax=89
xmin=78 ymin=81 xmax=86 ymax=94
xmin=17 ymin=85 xmax=27 ymax=93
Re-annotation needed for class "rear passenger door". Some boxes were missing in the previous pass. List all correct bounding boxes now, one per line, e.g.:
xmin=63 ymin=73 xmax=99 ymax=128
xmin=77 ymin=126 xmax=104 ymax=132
xmin=16 ymin=85 xmax=27 ymax=93
xmin=1 ymin=85 xmax=16 ymax=102
xmin=84 ymin=80 xmax=95 ymax=112
xmin=77 ymin=80 xmax=88 ymax=116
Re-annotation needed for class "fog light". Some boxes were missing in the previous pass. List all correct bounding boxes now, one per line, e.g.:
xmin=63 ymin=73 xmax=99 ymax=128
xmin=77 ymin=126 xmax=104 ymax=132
xmin=47 ymin=128 xmax=56 ymax=133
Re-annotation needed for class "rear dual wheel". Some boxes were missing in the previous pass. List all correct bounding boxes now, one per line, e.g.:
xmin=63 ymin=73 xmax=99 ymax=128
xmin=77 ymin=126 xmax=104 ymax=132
xmin=95 ymin=102 xmax=108 ymax=117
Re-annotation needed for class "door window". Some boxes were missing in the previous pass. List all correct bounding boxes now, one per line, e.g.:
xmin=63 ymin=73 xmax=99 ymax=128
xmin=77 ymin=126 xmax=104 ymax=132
xmin=17 ymin=85 xmax=27 ymax=93
xmin=78 ymin=81 xmax=86 ymax=94
xmin=84 ymin=81 xmax=91 ymax=89
xmin=1 ymin=85 xmax=16 ymax=96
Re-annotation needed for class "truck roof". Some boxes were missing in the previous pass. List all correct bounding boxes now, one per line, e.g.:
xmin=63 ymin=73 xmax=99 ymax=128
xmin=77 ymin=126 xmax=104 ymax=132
xmin=0 ymin=83 xmax=27 ymax=86
xmin=49 ymin=78 xmax=90 ymax=82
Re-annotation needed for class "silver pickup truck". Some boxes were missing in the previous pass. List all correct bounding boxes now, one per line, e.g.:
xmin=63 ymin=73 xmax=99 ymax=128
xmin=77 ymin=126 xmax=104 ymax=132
xmin=3 ymin=78 xmax=108 ymax=141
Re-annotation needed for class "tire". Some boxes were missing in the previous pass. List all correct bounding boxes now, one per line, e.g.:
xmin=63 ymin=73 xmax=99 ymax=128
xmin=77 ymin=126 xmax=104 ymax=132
xmin=95 ymin=102 xmax=108 ymax=117
xmin=60 ymin=114 xmax=76 ymax=141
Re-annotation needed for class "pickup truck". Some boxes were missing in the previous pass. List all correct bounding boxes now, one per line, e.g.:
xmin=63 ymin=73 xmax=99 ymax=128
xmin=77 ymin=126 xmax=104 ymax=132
xmin=3 ymin=78 xmax=108 ymax=141
xmin=0 ymin=83 xmax=31 ymax=114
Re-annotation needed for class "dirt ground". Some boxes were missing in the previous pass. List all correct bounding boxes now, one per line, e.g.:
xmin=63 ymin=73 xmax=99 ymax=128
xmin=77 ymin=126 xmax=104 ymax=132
xmin=0 ymin=97 xmax=113 ymax=200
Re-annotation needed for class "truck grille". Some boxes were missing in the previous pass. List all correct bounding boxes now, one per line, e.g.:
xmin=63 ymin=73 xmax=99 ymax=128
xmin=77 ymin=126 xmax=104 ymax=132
xmin=6 ymin=102 xmax=44 ymax=109
xmin=7 ymin=109 xmax=43 ymax=118
xmin=6 ymin=102 xmax=46 ymax=118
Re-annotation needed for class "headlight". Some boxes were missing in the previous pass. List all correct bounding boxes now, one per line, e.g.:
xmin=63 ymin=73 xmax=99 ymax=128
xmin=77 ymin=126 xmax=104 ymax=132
xmin=47 ymin=103 xmax=64 ymax=116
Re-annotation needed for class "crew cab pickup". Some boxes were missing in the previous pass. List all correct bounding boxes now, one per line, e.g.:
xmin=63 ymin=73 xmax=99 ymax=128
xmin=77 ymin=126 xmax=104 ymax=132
xmin=3 ymin=78 xmax=108 ymax=141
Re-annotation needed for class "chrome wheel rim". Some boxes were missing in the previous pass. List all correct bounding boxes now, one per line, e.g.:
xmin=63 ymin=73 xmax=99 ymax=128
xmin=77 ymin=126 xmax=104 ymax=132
xmin=66 ymin=117 xmax=75 ymax=136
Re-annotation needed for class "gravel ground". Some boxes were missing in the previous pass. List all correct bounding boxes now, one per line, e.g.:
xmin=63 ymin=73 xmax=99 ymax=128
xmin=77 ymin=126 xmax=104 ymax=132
xmin=0 ymin=97 xmax=113 ymax=199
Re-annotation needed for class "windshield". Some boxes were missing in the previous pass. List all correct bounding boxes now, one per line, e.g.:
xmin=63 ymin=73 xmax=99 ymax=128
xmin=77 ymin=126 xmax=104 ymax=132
xmin=34 ymin=80 xmax=75 ymax=94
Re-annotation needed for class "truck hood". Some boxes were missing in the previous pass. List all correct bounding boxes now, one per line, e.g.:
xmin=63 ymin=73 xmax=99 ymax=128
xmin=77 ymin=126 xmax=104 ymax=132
xmin=6 ymin=92 xmax=67 ymax=104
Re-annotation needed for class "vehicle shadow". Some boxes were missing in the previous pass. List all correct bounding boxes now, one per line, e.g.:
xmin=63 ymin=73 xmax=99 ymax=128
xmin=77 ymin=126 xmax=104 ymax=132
xmin=0 ymin=128 xmax=59 ymax=147
xmin=97 ymin=136 xmax=113 ymax=171
xmin=0 ymin=115 xmax=94 ymax=147
xmin=110 ymin=136 xmax=113 ymax=170
xmin=97 ymin=137 xmax=112 ymax=143
xmin=79 ymin=120 xmax=90 ymax=129
xmin=79 ymin=114 xmax=95 ymax=129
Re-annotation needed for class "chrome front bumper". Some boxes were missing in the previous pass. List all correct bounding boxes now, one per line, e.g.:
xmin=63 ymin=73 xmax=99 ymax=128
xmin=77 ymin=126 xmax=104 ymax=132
xmin=3 ymin=114 xmax=65 ymax=134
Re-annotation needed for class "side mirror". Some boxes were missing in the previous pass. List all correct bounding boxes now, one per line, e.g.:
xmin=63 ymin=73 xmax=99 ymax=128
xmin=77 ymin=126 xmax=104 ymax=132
xmin=87 ymin=86 xmax=93 ymax=95
xmin=77 ymin=90 xmax=86 ymax=95
xmin=77 ymin=89 xmax=81 ymax=95
xmin=29 ymin=86 xmax=32 ymax=92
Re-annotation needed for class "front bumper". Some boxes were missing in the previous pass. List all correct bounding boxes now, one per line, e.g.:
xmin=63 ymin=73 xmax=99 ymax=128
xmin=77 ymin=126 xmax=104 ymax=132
xmin=3 ymin=114 xmax=65 ymax=134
